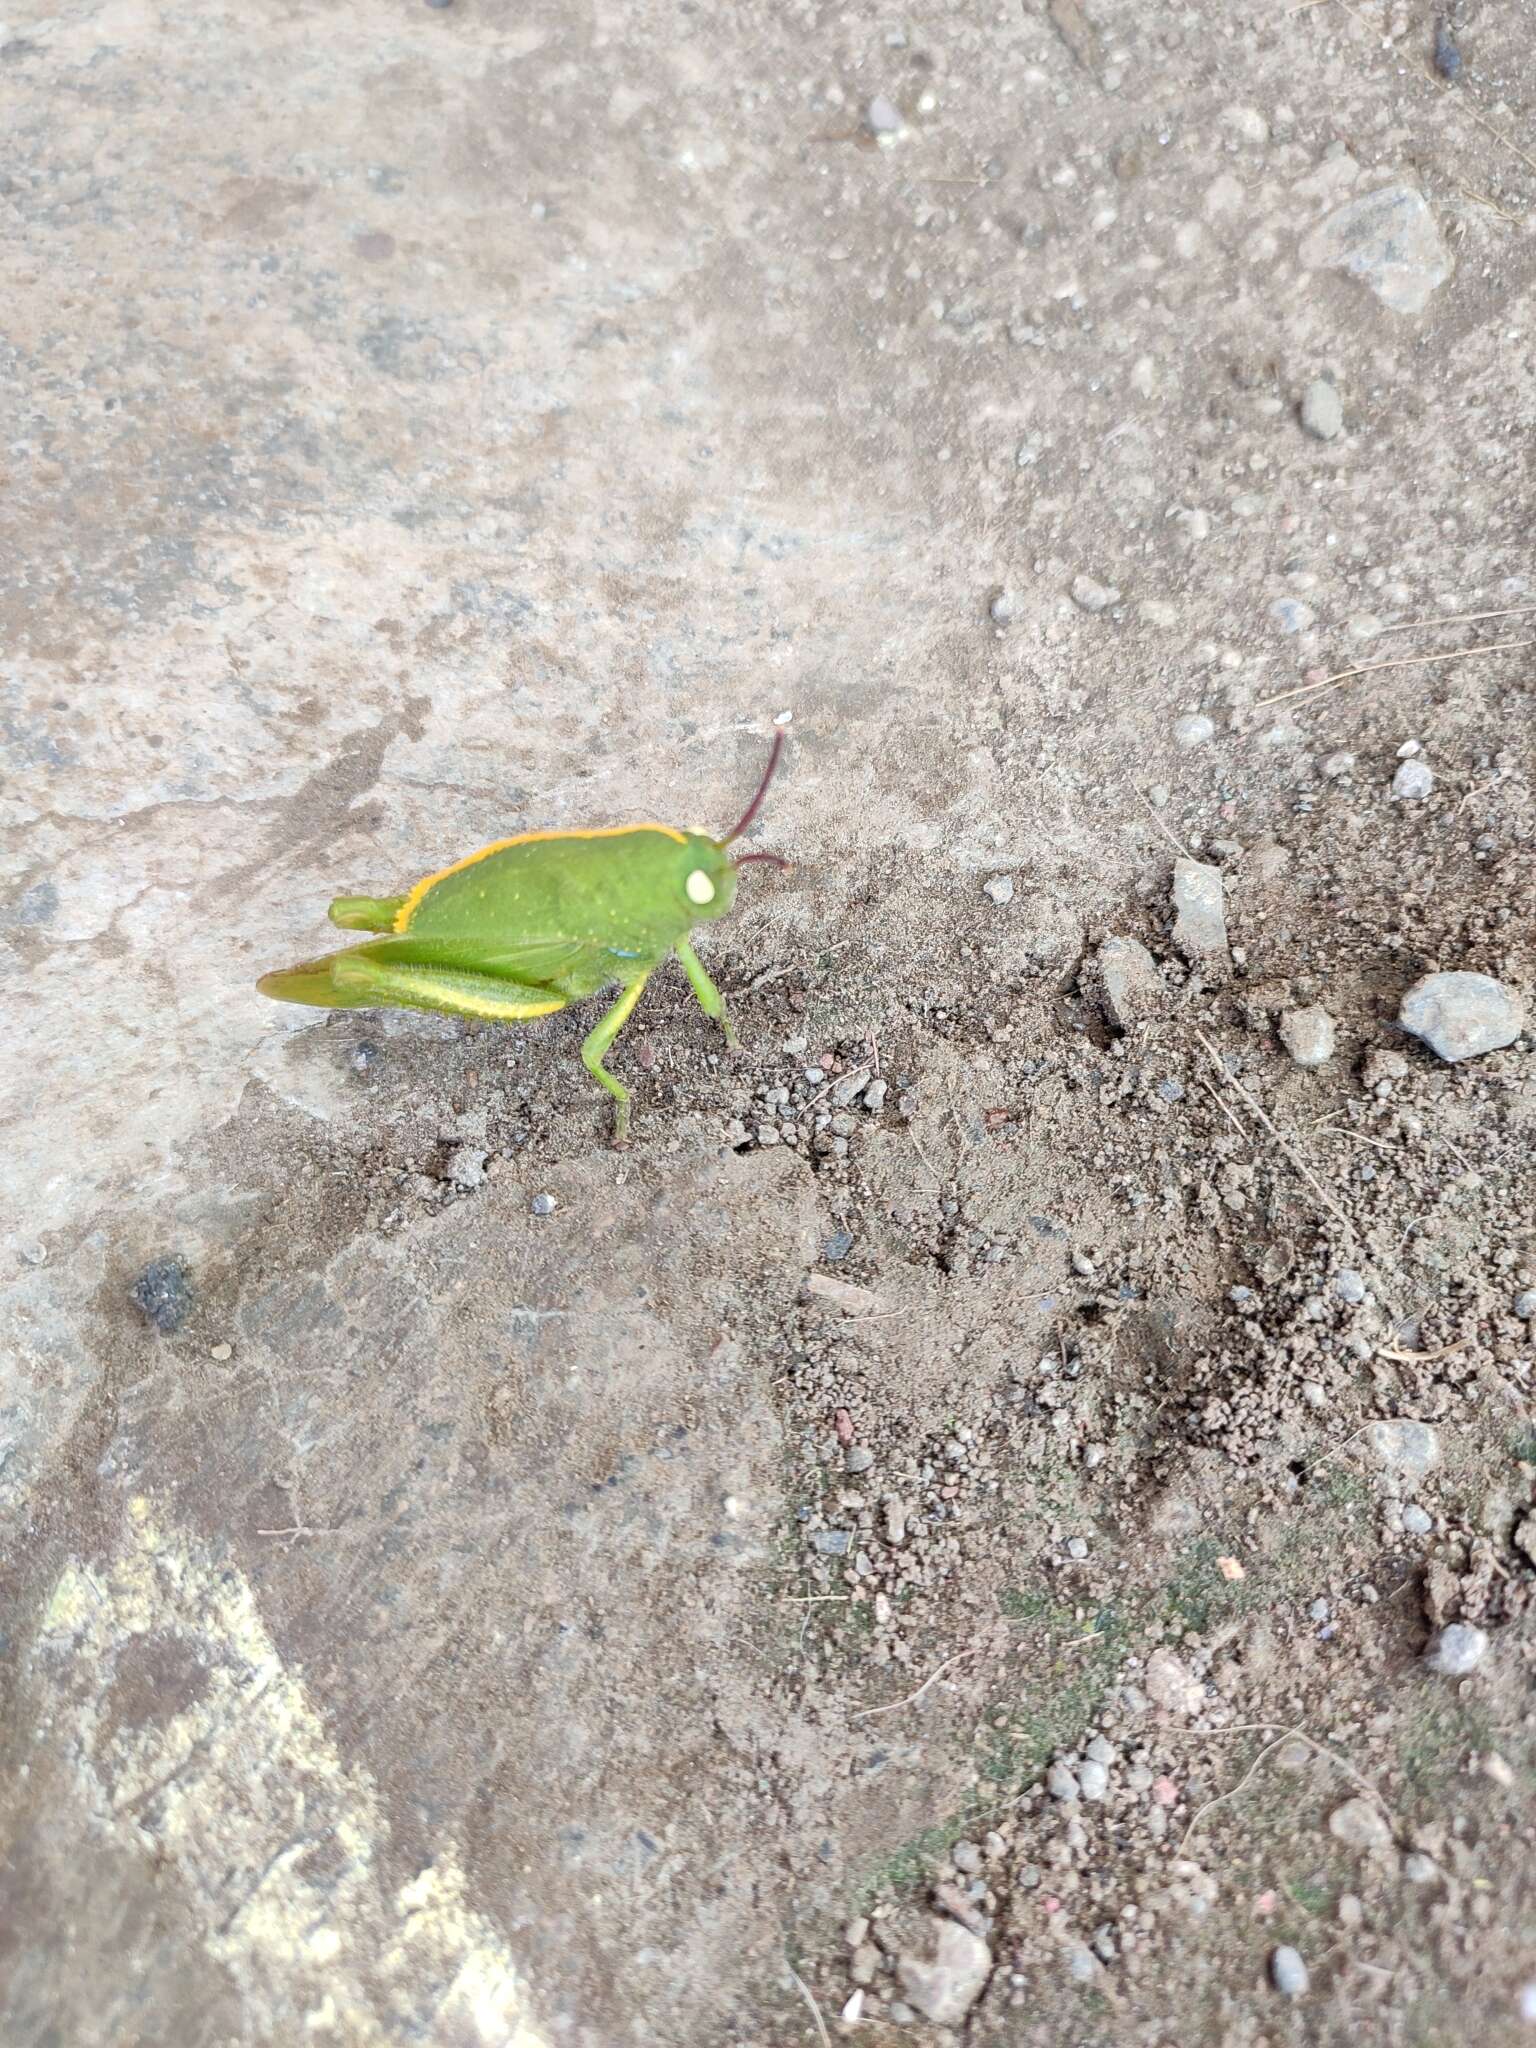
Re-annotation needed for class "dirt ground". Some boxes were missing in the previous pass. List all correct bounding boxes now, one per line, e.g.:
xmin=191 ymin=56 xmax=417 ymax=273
xmin=4 ymin=0 xmax=1536 ymax=2043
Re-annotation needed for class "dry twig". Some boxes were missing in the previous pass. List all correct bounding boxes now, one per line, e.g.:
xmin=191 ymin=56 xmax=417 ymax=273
xmin=786 ymin=1963 xmax=832 ymax=2048
xmin=1257 ymin=636 xmax=1536 ymax=712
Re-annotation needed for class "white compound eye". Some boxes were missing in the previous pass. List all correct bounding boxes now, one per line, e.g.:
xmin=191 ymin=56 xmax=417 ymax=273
xmin=685 ymin=868 xmax=716 ymax=906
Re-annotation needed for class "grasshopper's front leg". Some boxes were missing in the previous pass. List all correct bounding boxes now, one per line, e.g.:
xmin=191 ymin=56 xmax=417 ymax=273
xmin=581 ymin=976 xmax=650 ymax=1145
xmin=675 ymin=938 xmax=738 ymax=1050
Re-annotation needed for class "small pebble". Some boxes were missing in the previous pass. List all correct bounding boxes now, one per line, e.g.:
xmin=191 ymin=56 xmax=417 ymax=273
xmin=130 ymin=1258 xmax=193 ymax=1335
xmin=1320 ymin=749 xmax=1355 ymax=779
xmin=1271 ymin=1945 xmax=1309 ymax=1998
xmin=1399 ymin=970 xmax=1525 ymax=1063
xmin=1425 ymin=1621 xmax=1488 ymax=1675
xmin=1279 ymin=1005 xmax=1336 ymax=1067
xmin=1514 ymin=1290 xmax=1536 ymax=1320
xmin=1066 ymin=1536 xmax=1089 ymax=1560
xmin=1299 ymin=379 xmax=1343 ymax=440
xmin=531 ymin=1192 xmax=558 ymax=1216
xmin=866 ymin=94 xmax=903 ymax=135
xmin=1328 ymin=1797 xmax=1393 ymax=1852
xmin=448 ymin=1145 xmax=488 ymax=1190
xmin=1046 ymin=1762 xmax=1080 ymax=1801
xmin=1270 ymin=597 xmax=1315 ymax=634
xmin=1433 ymin=18 xmax=1462 ymax=80
xmin=1171 ymin=858 xmax=1229 ymax=965
xmin=812 ymin=1529 xmax=852 ymax=1556
xmin=1334 ymin=1268 xmax=1367 ymax=1304
xmin=1173 ymin=712 xmax=1215 ymax=749
xmin=863 ymin=1079 xmax=888 ymax=1112
xmin=951 ymin=1839 xmax=982 ymax=1874
xmin=1077 ymin=1758 xmax=1109 ymax=1801
xmin=1401 ymin=1503 xmax=1433 ymax=1535
xmin=984 ymin=873 xmax=1015 ymax=906
xmin=210 ymin=1342 xmax=233 ymax=1362
xmin=1402 ymin=1852 xmax=1439 ymax=1885
xmin=990 ymin=590 xmax=1020 ymax=626
xmin=1071 ymin=573 xmax=1121 ymax=613
xmin=1366 ymin=1418 xmax=1440 ymax=1480
xmin=1392 ymin=758 xmax=1435 ymax=801
xmin=845 ymin=1445 xmax=875 ymax=1475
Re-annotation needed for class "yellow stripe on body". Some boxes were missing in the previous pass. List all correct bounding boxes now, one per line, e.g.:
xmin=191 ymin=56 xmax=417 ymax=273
xmin=394 ymin=823 xmax=688 ymax=932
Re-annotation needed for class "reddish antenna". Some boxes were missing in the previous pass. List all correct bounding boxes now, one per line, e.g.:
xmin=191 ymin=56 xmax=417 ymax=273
xmin=719 ymin=729 xmax=786 ymax=847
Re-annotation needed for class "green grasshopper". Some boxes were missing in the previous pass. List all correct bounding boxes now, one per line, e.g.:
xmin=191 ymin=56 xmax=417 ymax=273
xmin=257 ymin=732 xmax=789 ymax=1142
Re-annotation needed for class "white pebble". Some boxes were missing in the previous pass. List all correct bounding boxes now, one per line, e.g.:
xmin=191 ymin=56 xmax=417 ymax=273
xmin=1425 ymin=1622 xmax=1488 ymax=1675
xmin=1271 ymin=1945 xmax=1309 ymax=1998
xmin=1392 ymin=758 xmax=1434 ymax=801
xmin=1071 ymin=572 xmax=1121 ymax=612
xmin=984 ymin=873 xmax=1015 ymax=906
xmin=1173 ymin=712 xmax=1215 ymax=748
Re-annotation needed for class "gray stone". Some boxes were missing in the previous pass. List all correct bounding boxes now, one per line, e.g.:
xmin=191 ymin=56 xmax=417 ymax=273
xmin=989 ymin=589 xmax=1020 ymax=625
xmin=1321 ymin=750 xmax=1355 ymax=779
xmin=1299 ymin=379 xmax=1343 ymax=440
xmin=1144 ymin=1647 xmax=1203 ymax=1715
xmin=1516 ymin=1290 xmax=1536 ymax=1320
xmin=1399 ymin=971 xmax=1525 ymax=1063
xmin=862 ymin=1078 xmax=888 ymax=1112
xmin=895 ymin=1918 xmax=992 ymax=2025
xmin=1046 ymin=1761 xmax=1080 ymax=1801
xmin=1299 ymin=184 xmax=1452 ymax=315
xmin=1173 ymin=712 xmax=1215 ymax=748
xmin=1279 ymin=1005 xmax=1336 ymax=1067
xmin=1328 ymin=1796 xmax=1393 ymax=1852
xmin=130 ymin=1257 xmax=194 ymax=1334
xmin=1270 ymin=597 xmax=1315 ymax=634
xmin=1171 ymin=859 xmax=1229 ymax=967
xmin=811 ymin=1529 xmax=851 ymax=1556
xmin=530 ymin=1190 xmax=557 ymax=1215
xmin=844 ymin=1445 xmax=875 ymax=1474
xmin=1071 ymin=572 xmax=1121 ymax=612
xmin=950 ymin=1839 xmax=982 ymax=1874
xmin=1401 ymin=1503 xmax=1433 ymax=1536
xmin=1094 ymin=936 xmax=1164 ymax=1033
xmin=1077 ymin=1757 xmax=1109 ymax=1801
xmin=1365 ymin=1419 xmax=1440 ymax=1481
xmin=1402 ymin=1852 xmax=1439 ymax=1884
xmin=984 ymin=873 xmax=1015 ymax=906
xmin=1392 ymin=758 xmax=1435 ymax=801
xmin=866 ymin=95 xmax=903 ymax=135
xmin=1333 ymin=1268 xmax=1367 ymax=1304
xmin=445 ymin=1145 xmax=488 ymax=1189
xmin=1425 ymin=1622 xmax=1488 ymax=1675
xmin=1271 ymin=1945 xmax=1309 ymax=1998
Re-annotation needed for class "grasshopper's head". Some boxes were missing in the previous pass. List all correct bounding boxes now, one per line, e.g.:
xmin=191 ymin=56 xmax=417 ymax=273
xmin=679 ymin=729 xmax=790 ymax=921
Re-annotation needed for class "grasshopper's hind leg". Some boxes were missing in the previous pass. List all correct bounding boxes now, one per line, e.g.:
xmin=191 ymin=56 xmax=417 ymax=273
xmin=675 ymin=939 xmax=738 ymax=1050
xmin=581 ymin=977 xmax=650 ymax=1144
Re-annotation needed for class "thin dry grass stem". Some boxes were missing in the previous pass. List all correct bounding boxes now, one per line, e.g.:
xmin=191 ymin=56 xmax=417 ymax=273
xmin=786 ymin=1963 xmax=832 ymax=2048
xmin=1464 ymin=105 xmax=1536 ymax=179
xmin=1201 ymin=1074 xmax=1252 ymax=1147
xmin=1373 ymin=601 xmax=1536 ymax=637
xmin=853 ymin=1650 xmax=968 ymax=1719
xmin=1194 ymin=1035 xmax=1354 ymax=1241
xmin=1376 ymin=1338 xmax=1468 ymax=1365
xmin=1458 ymin=186 xmax=1522 ymax=222
xmin=1178 ymin=1722 xmax=1394 ymax=1855
xmin=1256 ymin=636 xmax=1536 ymax=711
xmin=1195 ymin=1033 xmax=1406 ymax=1324
xmin=1138 ymin=788 xmax=1195 ymax=861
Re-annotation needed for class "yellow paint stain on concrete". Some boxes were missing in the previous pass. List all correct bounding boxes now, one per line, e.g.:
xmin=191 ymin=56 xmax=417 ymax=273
xmin=36 ymin=1499 xmax=549 ymax=2047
